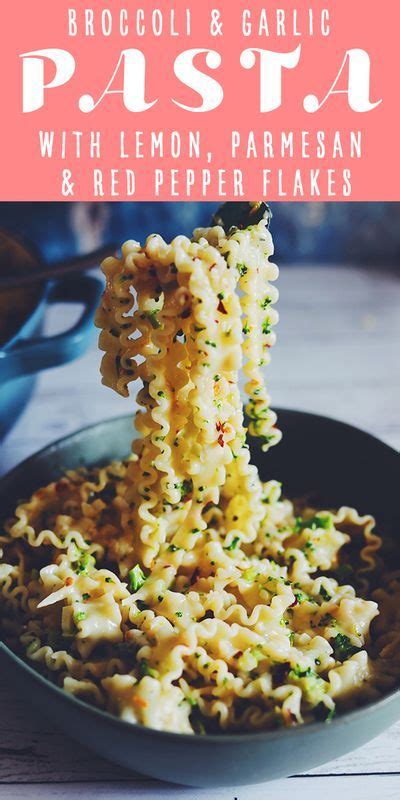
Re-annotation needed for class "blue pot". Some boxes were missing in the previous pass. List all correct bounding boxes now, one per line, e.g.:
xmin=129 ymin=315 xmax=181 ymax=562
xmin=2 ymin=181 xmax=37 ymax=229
xmin=0 ymin=274 xmax=103 ymax=440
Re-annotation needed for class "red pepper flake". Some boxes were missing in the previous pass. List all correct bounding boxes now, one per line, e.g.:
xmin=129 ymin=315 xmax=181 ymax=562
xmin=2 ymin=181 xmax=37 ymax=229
xmin=217 ymin=433 xmax=225 ymax=447
xmin=217 ymin=299 xmax=228 ymax=314
xmin=216 ymin=421 xmax=223 ymax=431
xmin=133 ymin=696 xmax=148 ymax=708
xmin=65 ymin=577 xmax=73 ymax=586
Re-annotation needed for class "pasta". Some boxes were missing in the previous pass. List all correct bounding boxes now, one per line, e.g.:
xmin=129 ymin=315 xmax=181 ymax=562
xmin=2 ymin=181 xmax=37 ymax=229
xmin=0 ymin=203 xmax=398 ymax=735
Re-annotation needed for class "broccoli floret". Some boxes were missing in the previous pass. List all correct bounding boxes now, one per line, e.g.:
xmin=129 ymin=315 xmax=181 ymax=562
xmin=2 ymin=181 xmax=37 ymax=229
xmin=128 ymin=564 xmax=146 ymax=592
xmin=74 ymin=552 xmax=96 ymax=575
xmin=295 ymin=514 xmax=333 ymax=532
xmin=332 ymin=633 xmax=359 ymax=662
xmin=289 ymin=666 xmax=327 ymax=706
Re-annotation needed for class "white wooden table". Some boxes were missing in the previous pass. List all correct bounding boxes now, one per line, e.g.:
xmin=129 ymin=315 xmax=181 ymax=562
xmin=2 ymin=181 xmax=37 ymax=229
xmin=1 ymin=265 xmax=399 ymax=799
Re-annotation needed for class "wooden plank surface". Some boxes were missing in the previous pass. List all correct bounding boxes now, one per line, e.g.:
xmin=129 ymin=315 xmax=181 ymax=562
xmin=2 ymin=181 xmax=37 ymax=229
xmin=1 ymin=776 xmax=400 ymax=800
xmin=0 ymin=265 xmax=399 ymax=798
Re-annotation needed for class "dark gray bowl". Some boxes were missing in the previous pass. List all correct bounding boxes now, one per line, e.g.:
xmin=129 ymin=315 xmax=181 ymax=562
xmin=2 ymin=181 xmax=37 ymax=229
xmin=0 ymin=410 xmax=399 ymax=787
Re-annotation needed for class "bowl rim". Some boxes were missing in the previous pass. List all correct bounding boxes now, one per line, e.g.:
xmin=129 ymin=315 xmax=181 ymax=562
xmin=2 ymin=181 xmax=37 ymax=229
xmin=1 ymin=408 xmax=399 ymax=745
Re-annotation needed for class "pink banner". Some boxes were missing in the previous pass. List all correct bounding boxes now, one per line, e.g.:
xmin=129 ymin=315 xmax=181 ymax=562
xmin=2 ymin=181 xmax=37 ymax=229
xmin=1 ymin=0 xmax=398 ymax=200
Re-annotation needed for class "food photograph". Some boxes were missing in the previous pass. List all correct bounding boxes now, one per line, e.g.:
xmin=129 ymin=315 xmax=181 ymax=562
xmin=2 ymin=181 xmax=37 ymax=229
xmin=0 ymin=201 xmax=399 ymax=795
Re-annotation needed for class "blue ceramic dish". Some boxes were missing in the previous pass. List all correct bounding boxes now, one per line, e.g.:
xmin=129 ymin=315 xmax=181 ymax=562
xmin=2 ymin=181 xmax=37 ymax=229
xmin=0 ymin=410 xmax=399 ymax=787
xmin=0 ymin=271 xmax=103 ymax=440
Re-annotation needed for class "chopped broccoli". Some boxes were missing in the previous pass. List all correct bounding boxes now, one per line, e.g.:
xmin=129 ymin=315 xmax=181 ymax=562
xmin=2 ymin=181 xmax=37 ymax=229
xmin=243 ymin=566 xmax=259 ymax=582
xmin=332 ymin=633 xmax=359 ymax=662
xmin=259 ymin=297 xmax=272 ymax=309
xmin=262 ymin=319 xmax=271 ymax=335
xmin=294 ymin=590 xmax=309 ymax=604
xmin=224 ymin=536 xmax=240 ymax=551
xmin=138 ymin=658 xmax=158 ymax=678
xmin=295 ymin=514 xmax=333 ymax=532
xmin=174 ymin=479 xmax=193 ymax=500
xmin=289 ymin=666 xmax=327 ymax=706
xmin=325 ymin=705 xmax=336 ymax=722
xmin=143 ymin=309 xmax=161 ymax=328
xmin=74 ymin=552 xmax=96 ymax=575
xmin=319 ymin=585 xmax=332 ymax=602
xmin=289 ymin=664 xmax=315 ymax=679
xmin=185 ymin=695 xmax=197 ymax=707
xmin=128 ymin=564 xmax=146 ymax=592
